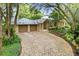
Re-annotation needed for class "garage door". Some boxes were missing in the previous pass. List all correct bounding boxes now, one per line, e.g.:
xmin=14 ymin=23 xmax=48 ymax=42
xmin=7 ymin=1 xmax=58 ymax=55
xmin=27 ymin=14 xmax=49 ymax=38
xmin=19 ymin=25 xmax=28 ymax=32
xmin=30 ymin=25 xmax=37 ymax=31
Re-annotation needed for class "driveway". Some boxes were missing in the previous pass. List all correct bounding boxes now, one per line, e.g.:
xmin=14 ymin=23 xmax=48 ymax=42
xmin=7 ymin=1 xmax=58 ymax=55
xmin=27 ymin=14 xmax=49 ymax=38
xmin=18 ymin=31 xmax=74 ymax=56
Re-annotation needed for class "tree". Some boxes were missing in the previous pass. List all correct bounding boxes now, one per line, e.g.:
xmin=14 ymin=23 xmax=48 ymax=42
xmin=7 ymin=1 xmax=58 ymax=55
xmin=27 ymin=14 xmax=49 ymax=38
xmin=14 ymin=4 xmax=19 ymax=32
xmin=0 ymin=7 xmax=2 ymax=36
xmin=19 ymin=4 xmax=43 ymax=19
xmin=0 ymin=7 xmax=2 ymax=49
xmin=49 ymin=10 xmax=64 ymax=28
xmin=5 ymin=3 xmax=11 ymax=37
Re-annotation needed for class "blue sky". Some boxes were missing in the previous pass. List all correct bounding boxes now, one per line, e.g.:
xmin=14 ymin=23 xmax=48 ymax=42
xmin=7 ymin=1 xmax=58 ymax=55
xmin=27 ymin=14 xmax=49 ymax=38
xmin=31 ymin=3 xmax=54 ymax=16
xmin=40 ymin=7 xmax=54 ymax=15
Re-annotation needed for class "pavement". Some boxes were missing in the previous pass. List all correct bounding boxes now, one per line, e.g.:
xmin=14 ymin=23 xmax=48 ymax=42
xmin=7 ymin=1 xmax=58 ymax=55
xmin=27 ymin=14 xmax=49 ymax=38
xmin=18 ymin=31 xmax=74 ymax=56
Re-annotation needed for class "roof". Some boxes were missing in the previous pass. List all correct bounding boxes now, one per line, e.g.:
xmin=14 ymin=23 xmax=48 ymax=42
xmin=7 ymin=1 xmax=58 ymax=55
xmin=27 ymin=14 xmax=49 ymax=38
xmin=17 ymin=18 xmax=47 ymax=25
xmin=11 ymin=17 xmax=48 ymax=25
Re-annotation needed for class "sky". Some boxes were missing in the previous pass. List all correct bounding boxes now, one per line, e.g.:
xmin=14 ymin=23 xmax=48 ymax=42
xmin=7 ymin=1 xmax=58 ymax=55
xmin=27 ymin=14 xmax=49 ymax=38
xmin=31 ymin=3 xmax=54 ymax=16
xmin=40 ymin=7 xmax=54 ymax=16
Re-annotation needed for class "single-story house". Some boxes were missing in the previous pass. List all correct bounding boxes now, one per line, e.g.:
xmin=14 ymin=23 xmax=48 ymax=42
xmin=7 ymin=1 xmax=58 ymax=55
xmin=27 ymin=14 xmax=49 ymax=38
xmin=12 ymin=16 xmax=49 ymax=33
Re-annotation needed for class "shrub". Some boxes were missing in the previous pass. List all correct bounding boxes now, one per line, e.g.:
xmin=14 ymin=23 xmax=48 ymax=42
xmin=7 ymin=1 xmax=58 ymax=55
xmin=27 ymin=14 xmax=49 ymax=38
xmin=0 ymin=43 xmax=21 ymax=56
xmin=2 ymin=33 xmax=20 ymax=46
xmin=75 ymin=36 xmax=79 ymax=45
xmin=1 ymin=32 xmax=21 ymax=56
xmin=65 ymin=32 xmax=74 ymax=42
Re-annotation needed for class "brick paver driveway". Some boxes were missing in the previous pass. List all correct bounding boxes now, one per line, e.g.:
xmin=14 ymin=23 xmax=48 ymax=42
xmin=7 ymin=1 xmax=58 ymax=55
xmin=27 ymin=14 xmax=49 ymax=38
xmin=18 ymin=31 xmax=74 ymax=56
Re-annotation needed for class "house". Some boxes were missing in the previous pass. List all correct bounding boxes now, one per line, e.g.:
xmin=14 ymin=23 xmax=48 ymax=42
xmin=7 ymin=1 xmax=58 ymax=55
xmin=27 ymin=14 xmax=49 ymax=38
xmin=12 ymin=16 xmax=49 ymax=33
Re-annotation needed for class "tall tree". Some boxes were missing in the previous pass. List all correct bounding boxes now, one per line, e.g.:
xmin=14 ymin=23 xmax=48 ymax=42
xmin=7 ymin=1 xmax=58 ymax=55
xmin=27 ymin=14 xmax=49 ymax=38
xmin=5 ymin=3 xmax=12 ymax=37
xmin=0 ymin=7 xmax=2 ymax=36
xmin=14 ymin=4 xmax=19 ymax=32
xmin=0 ymin=7 xmax=2 ymax=48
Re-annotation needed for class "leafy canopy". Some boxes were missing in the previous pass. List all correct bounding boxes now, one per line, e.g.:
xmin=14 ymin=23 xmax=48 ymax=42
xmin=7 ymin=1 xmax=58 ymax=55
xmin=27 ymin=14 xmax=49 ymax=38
xmin=19 ymin=4 xmax=43 ymax=20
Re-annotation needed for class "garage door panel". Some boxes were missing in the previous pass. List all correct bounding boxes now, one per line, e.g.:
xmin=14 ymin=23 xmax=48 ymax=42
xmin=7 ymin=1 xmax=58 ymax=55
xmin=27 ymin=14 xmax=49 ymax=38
xmin=19 ymin=25 xmax=28 ymax=32
xmin=30 ymin=25 xmax=37 ymax=31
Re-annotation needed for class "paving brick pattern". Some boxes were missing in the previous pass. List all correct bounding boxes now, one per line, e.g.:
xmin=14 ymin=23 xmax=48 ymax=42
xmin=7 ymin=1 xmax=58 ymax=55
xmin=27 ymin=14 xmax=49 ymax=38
xmin=18 ymin=31 xmax=74 ymax=56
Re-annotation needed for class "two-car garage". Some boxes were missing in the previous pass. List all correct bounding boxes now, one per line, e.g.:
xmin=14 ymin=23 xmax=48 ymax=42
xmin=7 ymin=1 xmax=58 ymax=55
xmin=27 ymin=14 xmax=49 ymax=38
xmin=18 ymin=25 xmax=37 ymax=32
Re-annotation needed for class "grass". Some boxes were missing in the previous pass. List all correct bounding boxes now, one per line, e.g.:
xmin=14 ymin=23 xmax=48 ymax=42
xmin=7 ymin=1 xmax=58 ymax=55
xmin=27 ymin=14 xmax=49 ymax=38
xmin=0 ymin=43 xmax=21 ymax=56
xmin=0 ymin=34 xmax=21 ymax=56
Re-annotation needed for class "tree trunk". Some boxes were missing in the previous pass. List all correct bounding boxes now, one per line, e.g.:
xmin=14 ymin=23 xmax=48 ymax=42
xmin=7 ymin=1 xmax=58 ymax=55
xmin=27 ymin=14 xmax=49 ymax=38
xmin=6 ymin=3 xmax=10 ymax=37
xmin=0 ymin=7 xmax=2 ymax=49
xmin=14 ymin=4 xmax=19 ymax=32
xmin=0 ymin=7 xmax=2 ymax=37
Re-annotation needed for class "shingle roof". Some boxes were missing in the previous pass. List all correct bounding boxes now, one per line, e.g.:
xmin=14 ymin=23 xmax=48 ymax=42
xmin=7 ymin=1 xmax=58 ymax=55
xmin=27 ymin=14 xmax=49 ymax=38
xmin=11 ymin=16 xmax=49 ymax=25
xmin=17 ymin=18 xmax=46 ymax=25
xmin=11 ymin=18 xmax=48 ymax=25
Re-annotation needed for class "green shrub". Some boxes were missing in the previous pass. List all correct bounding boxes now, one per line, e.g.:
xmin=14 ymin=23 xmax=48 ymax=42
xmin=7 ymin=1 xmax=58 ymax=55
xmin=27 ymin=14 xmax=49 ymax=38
xmin=1 ymin=32 xmax=21 ymax=56
xmin=2 ymin=33 xmax=20 ymax=46
xmin=0 ymin=43 xmax=21 ymax=56
xmin=65 ymin=32 xmax=74 ymax=42
xmin=49 ymin=27 xmax=67 ymax=34
xmin=2 ymin=35 xmax=10 ymax=46
xmin=75 ymin=36 xmax=79 ymax=44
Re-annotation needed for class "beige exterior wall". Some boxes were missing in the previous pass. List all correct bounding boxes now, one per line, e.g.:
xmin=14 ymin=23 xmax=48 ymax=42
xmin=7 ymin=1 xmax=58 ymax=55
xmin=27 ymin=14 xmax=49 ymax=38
xmin=44 ymin=20 xmax=48 ymax=29
xmin=37 ymin=23 xmax=44 ymax=32
xmin=39 ymin=24 xmax=42 ymax=31
xmin=41 ymin=23 xmax=44 ymax=30
xmin=28 ymin=25 xmax=30 ymax=32
xmin=37 ymin=24 xmax=40 ymax=31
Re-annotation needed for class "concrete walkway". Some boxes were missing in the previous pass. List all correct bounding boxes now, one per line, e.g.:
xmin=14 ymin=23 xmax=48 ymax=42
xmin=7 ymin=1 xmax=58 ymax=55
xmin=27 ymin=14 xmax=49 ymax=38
xmin=18 ymin=31 xmax=74 ymax=56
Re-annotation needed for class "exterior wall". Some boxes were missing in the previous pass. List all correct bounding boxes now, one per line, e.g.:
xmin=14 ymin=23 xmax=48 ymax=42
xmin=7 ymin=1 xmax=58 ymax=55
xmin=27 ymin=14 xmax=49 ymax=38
xmin=43 ymin=20 xmax=48 ymax=29
xmin=37 ymin=24 xmax=41 ymax=31
xmin=41 ymin=23 xmax=44 ymax=30
xmin=28 ymin=25 xmax=30 ymax=32
xmin=37 ymin=24 xmax=40 ymax=31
